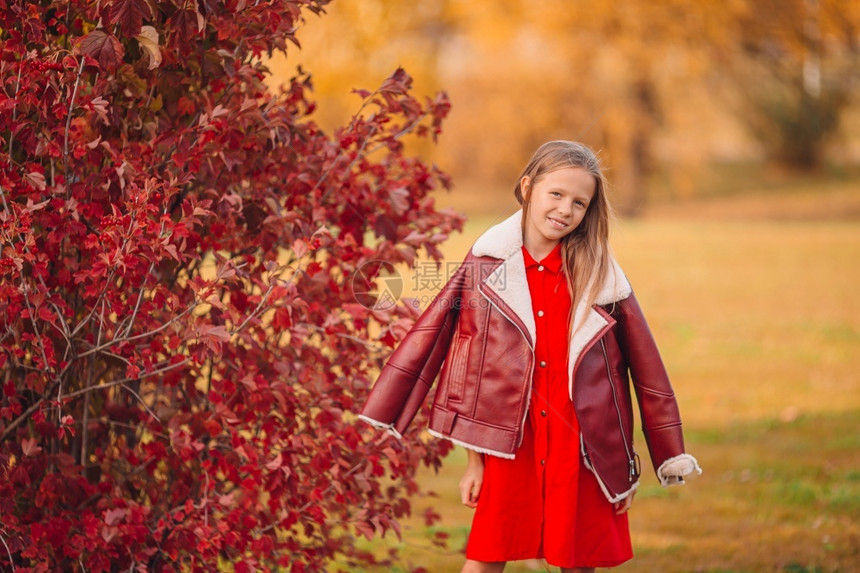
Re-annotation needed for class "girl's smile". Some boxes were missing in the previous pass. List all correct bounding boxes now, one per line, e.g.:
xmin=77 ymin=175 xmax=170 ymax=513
xmin=547 ymin=215 xmax=568 ymax=229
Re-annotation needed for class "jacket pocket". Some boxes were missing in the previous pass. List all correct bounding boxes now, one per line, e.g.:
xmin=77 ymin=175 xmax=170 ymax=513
xmin=447 ymin=335 xmax=471 ymax=402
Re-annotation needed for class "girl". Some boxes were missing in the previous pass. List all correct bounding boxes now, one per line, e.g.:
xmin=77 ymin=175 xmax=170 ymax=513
xmin=359 ymin=140 xmax=701 ymax=572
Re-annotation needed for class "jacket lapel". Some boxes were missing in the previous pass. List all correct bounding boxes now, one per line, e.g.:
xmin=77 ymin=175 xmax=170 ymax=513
xmin=483 ymin=249 xmax=536 ymax=347
xmin=472 ymin=212 xmax=536 ymax=346
xmin=565 ymin=256 xmax=631 ymax=398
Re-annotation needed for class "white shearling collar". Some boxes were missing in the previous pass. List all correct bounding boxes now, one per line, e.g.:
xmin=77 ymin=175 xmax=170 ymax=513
xmin=471 ymin=209 xmax=632 ymax=306
xmin=472 ymin=210 xmax=525 ymax=260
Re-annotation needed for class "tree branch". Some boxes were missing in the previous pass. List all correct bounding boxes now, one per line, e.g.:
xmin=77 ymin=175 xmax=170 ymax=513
xmin=75 ymin=301 xmax=198 ymax=360
xmin=63 ymin=357 xmax=190 ymax=401
xmin=123 ymin=261 xmax=156 ymax=339
xmin=0 ymin=379 xmax=59 ymax=442
xmin=7 ymin=58 xmax=23 ymax=158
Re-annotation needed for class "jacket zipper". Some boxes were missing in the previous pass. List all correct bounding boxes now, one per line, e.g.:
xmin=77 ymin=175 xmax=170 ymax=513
xmin=478 ymin=286 xmax=535 ymax=447
xmin=600 ymin=338 xmax=637 ymax=482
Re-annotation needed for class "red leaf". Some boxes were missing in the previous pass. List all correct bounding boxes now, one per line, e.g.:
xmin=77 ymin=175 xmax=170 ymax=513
xmin=37 ymin=305 xmax=56 ymax=324
xmin=218 ymin=493 xmax=236 ymax=508
xmin=109 ymin=0 xmax=151 ymax=37
xmin=25 ymin=171 xmax=47 ymax=191
xmin=21 ymin=437 xmax=42 ymax=457
xmin=78 ymin=30 xmax=124 ymax=70
xmin=265 ymin=453 xmax=283 ymax=471
xmin=104 ymin=507 xmax=126 ymax=526
xmin=292 ymin=238 xmax=309 ymax=259
xmin=354 ymin=520 xmax=375 ymax=541
xmin=171 ymin=9 xmax=204 ymax=43
xmin=388 ymin=187 xmax=410 ymax=216
xmin=60 ymin=414 xmax=76 ymax=437
xmin=199 ymin=325 xmax=230 ymax=342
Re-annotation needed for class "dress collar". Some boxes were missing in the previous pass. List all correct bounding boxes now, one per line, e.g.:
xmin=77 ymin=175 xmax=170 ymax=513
xmin=522 ymin=242 xmax=563 ymax=274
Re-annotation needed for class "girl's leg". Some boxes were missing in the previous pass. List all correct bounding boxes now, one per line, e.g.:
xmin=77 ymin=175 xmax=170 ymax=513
xmin=461 ymin=559 xmax=505 ymax=573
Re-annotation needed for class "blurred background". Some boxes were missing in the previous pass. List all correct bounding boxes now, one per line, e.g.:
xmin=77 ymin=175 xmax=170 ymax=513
xmin=270 ymin=1 xmax=860 ymax=571
xmin=272 ymin=0 xmax=860 ymax=216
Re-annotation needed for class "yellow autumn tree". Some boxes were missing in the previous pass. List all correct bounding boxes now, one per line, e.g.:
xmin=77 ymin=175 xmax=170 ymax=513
xmin=271 ymin=0 xmax=859 ymax=212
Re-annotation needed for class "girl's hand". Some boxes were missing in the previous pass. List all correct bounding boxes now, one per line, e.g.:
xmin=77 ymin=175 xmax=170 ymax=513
xmin=614 ymin=490 xmax=636 ymax=514
xmin=459 ymin=450 xmax=484 ymax=508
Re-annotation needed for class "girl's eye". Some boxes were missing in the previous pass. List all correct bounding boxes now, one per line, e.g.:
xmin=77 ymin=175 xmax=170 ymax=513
xmin=551 ymin=191 xmax=562 ymax=197
xmin=575 ymin=200 xmax=585 ymax=207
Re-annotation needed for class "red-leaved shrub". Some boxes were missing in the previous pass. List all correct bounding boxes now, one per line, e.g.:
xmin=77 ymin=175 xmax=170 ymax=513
xmin=0 ymin=1 xmax=461 ymax=570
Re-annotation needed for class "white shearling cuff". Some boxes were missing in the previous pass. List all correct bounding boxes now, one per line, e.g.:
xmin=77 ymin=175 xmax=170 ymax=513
xmin=657 ymin=453 xmax=702 ymax=487
xmin=357 ymin=414 xmax=403 ymax=439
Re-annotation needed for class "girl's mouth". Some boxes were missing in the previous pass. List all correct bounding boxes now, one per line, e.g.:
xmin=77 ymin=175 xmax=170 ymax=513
xmin=547 ymin=217 xmax=568 ymax=229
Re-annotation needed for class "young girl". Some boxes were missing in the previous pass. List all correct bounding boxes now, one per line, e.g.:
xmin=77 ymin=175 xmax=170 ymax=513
xmin=359 ymin=140 xmax=701 ymax=572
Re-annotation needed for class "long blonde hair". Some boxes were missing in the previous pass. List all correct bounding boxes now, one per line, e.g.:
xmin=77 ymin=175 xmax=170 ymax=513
xmin=515 ymin=140 xmax=614 ymax=332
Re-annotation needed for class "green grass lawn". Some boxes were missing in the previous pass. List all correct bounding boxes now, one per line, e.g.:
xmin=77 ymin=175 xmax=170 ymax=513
xmin=343 ymin=182 xmax=860 ymax=572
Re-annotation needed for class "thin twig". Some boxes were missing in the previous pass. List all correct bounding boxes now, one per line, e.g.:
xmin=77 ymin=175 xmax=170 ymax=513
xmin=0 ymin=182 xmax=9 ymax=213
xmin=303 ymin=323 xmax=383 ymax=351
xmin=120 ymin=383 xmax=160 ymax=422
xmin=203 ymin=473 xmax=210 ymax=527
xmin=63 ymin=58 xmax=86 ymax=184
xmin=363 ymin=108 xmax=432 ymax=157
xmin=229 ymin=283 xmax=275 ymax=337
xmin=122 ymin=217 xmax=166 ymax=338
xmin=20 ymin=286 xmax=53 ymax=380
xmin=8 ymin=59 xmax=23 ymax=157
xmin=101 ymin=349 xmax=133 ymax=367
xmin=123 ymin=261 xmax=156 ymax=338
xmin=48 ymin=301 xmax=72 ymax=345
xmin=0 ymin=398 xmax=45 ymax=442
xmin=68 ymin=267 xmax=117 ymax=338
xmin=307 ymin=86 xmax=382 ymax=197
xmin=96 ymin=418 xmax=169 ymax=441
xmin=311 ymin=124 xmax=376 ymax=198
xmin=0 ymin=527 xmax=15 ymax=571
xmin=81 ymin=355 xmax=93 ymax=467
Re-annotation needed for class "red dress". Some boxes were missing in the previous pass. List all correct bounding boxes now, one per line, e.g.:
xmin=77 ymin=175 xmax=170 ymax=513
xmin=465 ymin=244 xmax=633 ymax=568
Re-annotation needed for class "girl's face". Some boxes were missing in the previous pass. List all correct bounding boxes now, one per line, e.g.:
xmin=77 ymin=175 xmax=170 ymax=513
xmin=521 ymin=167 xmax=596 ymax=252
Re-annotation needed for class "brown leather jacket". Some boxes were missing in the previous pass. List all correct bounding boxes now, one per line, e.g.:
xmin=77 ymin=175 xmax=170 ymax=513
xmin=360 ymin=212 xmax=700 ymax=502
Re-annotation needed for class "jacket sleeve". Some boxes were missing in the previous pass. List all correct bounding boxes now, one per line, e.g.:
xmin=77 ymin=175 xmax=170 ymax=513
xmin=616 ymin=292 xmax=702 ymax=486
xmin=358 ymin=261 xmax=467 ymax=437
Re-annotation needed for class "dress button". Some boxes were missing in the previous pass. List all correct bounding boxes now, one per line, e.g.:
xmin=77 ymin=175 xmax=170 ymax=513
xmin=537 ymin=310 xmax=544 ymax=317
xmin=539 ymin=360 xmax=546 ymax=368
xmin=540 ymin=459 xmax=546 ymax=466
xmin=541 ymin=410 xmax=547 ymax=417
xmin=538 ymin=265 xmax=545 ymax=271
